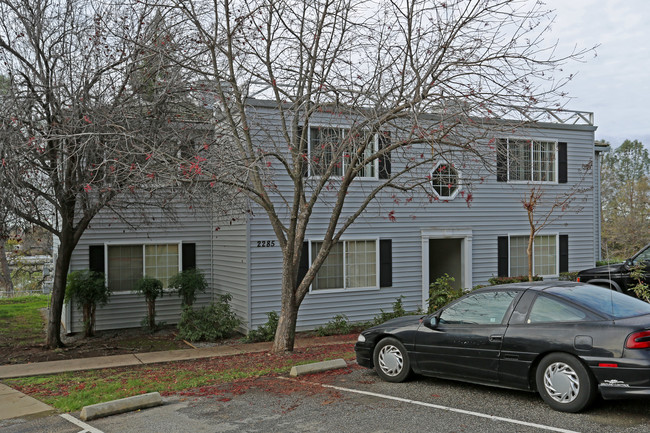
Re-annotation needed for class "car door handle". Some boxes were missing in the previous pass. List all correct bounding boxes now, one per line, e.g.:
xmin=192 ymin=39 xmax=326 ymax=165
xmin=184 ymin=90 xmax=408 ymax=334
xmin=489 ymin=334 xmax=503 ymax=342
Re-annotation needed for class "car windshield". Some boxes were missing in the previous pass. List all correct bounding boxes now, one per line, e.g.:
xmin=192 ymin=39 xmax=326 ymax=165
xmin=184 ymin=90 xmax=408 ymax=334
xmin=546 ymin=285 xmax=650 ymax=319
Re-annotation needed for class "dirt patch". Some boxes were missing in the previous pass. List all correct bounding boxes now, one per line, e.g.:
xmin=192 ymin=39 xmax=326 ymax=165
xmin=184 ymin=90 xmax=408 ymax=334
xmin=0 ymin=307 xmax=357 ymax=365
xmin=0 ymin=318 xmax=251 ymax=365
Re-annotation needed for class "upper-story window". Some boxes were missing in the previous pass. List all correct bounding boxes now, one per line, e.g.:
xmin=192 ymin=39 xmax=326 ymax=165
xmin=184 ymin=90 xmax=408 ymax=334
xmin=308 ymin=127 xmax=377 ymax=178
xmin=430 ymin=162 xmax=461 ymax=199
xmin=500 ymin=138 xmax=557 ymax=182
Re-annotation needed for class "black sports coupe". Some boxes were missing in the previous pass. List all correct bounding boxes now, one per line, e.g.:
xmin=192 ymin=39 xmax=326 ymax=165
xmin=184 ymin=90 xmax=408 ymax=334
xmin=354 ymin=282 xmax=650 ymax=412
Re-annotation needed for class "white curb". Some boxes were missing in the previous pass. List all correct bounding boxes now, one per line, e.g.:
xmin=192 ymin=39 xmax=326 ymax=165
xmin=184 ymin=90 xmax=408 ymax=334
xmin=289 ymin=358 xmax=348 ymax=377
xmin=80 ymin=392 xmax=163 ymax=421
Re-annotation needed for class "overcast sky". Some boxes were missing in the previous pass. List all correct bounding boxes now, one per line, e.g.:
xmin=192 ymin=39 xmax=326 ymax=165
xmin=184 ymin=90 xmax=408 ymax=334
xmin=543 ymin=0 xmax=650 ymax=149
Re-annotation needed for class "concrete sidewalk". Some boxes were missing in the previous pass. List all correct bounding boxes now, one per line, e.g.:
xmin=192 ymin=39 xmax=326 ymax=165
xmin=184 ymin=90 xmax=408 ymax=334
xmin=0 ymin=335 xmax=355 ymax=420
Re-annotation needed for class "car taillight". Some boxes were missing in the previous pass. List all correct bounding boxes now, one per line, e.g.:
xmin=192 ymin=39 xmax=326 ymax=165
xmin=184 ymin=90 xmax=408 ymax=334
xmin=626 ymin=330 xmax=650 ymax=349
xmin=576 ymin=276 xmax=581 ymax=282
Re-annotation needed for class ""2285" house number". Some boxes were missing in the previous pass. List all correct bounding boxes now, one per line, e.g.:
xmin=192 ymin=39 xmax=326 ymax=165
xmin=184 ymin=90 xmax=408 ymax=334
xmin=256 ymin=240 xmax=276 ymax=248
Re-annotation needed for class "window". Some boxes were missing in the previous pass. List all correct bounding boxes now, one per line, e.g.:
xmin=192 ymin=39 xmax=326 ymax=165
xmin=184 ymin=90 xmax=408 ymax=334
xmin=633 ymin=245 xmax=650 ymax=264
xmin=439 ymin=291 xmax=519 ymax=325
xmin=527 ymin=295 xmax=589 ymax=323
xmin=430 ymin=162 xmax=461 ymax=198
xmin=107 ymin=243 xmax=180 ymax=291
xmin=508 ymin=235 xmax=557 ymax=277
xmin=503 ymin=138 xmax=557 ymax=182
xmin=309 ymin=127 xmax=377 ymax=178
xmin=311 ymin=240 xmax=377 ymax=290
xmin=546 ymin=285 xmax=650 ymax=319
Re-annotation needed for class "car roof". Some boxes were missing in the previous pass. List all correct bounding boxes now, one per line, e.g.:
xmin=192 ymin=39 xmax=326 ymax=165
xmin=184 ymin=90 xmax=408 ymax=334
xmin=478 ymin=281 xmax=587 ymax=293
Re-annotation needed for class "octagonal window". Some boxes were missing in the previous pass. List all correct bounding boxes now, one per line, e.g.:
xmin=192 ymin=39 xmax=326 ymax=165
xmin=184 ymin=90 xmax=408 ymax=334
xmin=430 ymin=162 xmax=461 ymax=199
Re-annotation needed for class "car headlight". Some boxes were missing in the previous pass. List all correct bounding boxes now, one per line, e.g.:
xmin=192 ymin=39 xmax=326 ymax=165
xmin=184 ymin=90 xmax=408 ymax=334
xmin=357 ymin=334 xmax=366 ymax=343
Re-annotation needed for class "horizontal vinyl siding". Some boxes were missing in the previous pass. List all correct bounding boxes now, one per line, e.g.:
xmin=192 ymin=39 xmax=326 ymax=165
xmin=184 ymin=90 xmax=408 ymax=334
xmin=244 ymin=105 xmax=598 ymax=330
xmin=67 ymin=205 xmax=213 ymax=333
xmin=212 ymin=219 xmax=249 ymax=328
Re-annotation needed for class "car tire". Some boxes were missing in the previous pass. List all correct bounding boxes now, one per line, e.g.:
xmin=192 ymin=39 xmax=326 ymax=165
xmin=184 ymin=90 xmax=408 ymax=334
xmin=535 ymin=353 xmax=596 ymax=413
xmin=373 ymin=337 xmax=412 ymax=383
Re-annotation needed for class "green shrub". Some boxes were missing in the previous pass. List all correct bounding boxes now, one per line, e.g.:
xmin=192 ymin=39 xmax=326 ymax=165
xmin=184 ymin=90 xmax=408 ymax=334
xmin=133 ymin=276 xmax=164 ymax=330
xmin=488 ymin=275 xmax=542 ymax=285
xmin=559 ymin=272 xmax=579 ymax=281
xmin=65 ymin=270 xmax=109 ymax=337
xmin=316 ymin=314 xmax=352 ymax=336
xmin=373 ymin=296 xmax=408 ymax=326
xmin=427 ymin=273 xmax=464 ymax=313
xmin=630 ymin=264 xmax=650 ymax=303
xmin=245 ymin=311 xmax=279 ymax=342
xmin=168 ymin=268 xmax=208 ymax=307
xmin=177 ymin=294 xmax=241 ymax=342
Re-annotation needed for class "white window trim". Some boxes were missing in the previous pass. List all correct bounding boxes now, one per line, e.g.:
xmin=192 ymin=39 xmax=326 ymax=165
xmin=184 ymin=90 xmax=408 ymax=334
xmin=104 ymin=240 xmax=183 ymax=293
xmin=504 ymin=137 xmax=559 ymax=184
xmin=430 ymin=161 xmax=463 ymax=200
xmin=307 ymin=125 xmax=379 ymax=180
xmin=307 ymin=237 xmax=380 ymax=294
xmin=507 ymin=233 xmax=559 ymax=279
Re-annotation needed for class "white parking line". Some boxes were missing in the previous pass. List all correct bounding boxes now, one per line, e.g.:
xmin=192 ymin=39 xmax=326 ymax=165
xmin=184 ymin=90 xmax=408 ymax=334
xmin=313 ymin=382 xmax=579 ymax=433
xmin=59 ymin=414 xmax=105 ymax=433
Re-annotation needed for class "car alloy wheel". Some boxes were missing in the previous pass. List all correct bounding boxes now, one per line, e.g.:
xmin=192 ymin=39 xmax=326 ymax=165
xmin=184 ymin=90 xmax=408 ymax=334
xmin=378 ymin=344 xmax=403 ymax=377
xmin=543 ymin=362 xmax=579 ymax=403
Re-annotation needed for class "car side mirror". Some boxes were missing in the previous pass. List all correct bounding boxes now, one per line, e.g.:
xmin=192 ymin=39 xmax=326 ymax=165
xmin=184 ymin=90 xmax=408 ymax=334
xmin=625 ymin=258 xmax=634 ymax=268
xmin=423 ymin=315 xmax=439 ymax=329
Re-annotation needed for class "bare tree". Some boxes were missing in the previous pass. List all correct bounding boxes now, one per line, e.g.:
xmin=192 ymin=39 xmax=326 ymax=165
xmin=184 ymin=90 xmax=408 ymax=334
xmin=164 ymin=0 xmax=592 ymax=352
xmin=520 ymin=160 xmax=593 ymax=281
xmin=0 ymin=0 xmax=204 ymax=347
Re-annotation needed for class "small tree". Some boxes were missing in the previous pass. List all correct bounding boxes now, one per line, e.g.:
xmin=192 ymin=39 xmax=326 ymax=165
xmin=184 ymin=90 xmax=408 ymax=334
xmin=64 ymin=270 xmax=109 ymax=337
xmin=521 ymin=161 xmax=593 ymax=282
xmin=168 ymin=268 xmax=208 ymax=308
xmin=133 ymin=276 xmax=164 ymax=330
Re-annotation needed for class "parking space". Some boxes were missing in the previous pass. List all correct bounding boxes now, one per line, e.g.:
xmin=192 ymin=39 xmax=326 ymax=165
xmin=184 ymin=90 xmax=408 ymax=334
xmin=2 ymin=366 xmax=649 ymax=433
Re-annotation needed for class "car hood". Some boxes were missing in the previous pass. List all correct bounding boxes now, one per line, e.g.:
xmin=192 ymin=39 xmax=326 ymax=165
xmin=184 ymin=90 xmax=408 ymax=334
xmin=370 ymin=314 xmax=422 ymax=330
xmin=578 ymin=263 xmax=626 ymax=275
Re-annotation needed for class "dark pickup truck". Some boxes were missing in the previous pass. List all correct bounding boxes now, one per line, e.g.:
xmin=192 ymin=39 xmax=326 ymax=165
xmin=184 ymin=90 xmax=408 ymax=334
xmin=576 ymin=243 xmax=650 ymax=295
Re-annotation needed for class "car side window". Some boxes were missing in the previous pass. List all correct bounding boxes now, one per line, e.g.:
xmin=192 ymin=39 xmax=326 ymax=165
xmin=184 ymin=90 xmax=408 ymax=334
xmin=634 ymin=246 xmax=650 ymax=263
xmin=439 ymin=291 xmax=518 ymax=325
xmin=527 ymin=295 xmax=589 ymax=323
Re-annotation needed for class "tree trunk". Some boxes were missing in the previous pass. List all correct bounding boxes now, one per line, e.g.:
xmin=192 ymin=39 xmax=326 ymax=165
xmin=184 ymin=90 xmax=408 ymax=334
xmin=46 ymin=240 xmax=73 ymax=348
xmin=147 ymin=298 xmax=156 ymax=329
xmin=272 ymin=256 xmax=300 ymax=352
xmin=527 ymin=227 xmax=535 ymax=282
xmin=0 ymin=241 xmax=13 ymax=296
xmin=82 ymin=303 xmax=95 ymax=337
xmin=272 ymin=290 xmax=299 ymax=352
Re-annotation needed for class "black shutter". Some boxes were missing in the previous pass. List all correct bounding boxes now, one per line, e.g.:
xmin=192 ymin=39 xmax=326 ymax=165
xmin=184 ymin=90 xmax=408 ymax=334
xmin=296 ymin=242 xmax=309 ymax=289
xmin=559 ymin=235 xmax=569 ymax=273
xmin=89 ymin=245 xmax=105 ymax=274
xmin=496 ymin=139 xmax=507 ymax=182
xmin=497 ymin=236 xmax=508 ymax=277
xmin=182 ymin=243 xmax=196 ymax=270
xmin=379 ymin=239 xmax=393 ymax=287
xmin=378 ymin=132 xmax=391 ymax=179
xmin=558 ymin=142 xmax=567 ymax=184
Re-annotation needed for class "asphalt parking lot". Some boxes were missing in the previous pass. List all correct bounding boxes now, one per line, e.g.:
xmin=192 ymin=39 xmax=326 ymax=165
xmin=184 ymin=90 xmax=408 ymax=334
xmin=2 ymin=365 xmax=649 ymax=433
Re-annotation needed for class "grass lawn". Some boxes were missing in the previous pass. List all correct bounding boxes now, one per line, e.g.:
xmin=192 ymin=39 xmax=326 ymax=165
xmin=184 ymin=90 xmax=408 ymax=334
xmin=0 ymin=295 xmax=49 ymax=346
xmin=4 ymin=342 xmax=356 ymax=412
